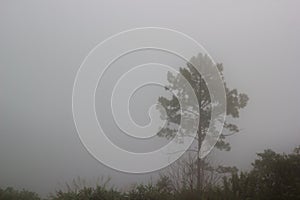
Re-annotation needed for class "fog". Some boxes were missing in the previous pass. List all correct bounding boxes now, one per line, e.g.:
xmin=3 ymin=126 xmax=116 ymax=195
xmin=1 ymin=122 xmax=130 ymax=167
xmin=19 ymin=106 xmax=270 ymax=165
xmin=0 ymin=0 xmax=300 ymax=196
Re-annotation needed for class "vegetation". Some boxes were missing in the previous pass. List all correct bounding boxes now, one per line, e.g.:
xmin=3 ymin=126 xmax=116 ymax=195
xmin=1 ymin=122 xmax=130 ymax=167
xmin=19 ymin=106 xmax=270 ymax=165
xmin=157 ymin=53 xmax=249 ymax=193
xmin=221 ymin=146 xmax=300 ymax=200
xmin=0 ymin=187 xmax=40 ymax=200
xmin=1 ymin=146 xmax=299 ymax=200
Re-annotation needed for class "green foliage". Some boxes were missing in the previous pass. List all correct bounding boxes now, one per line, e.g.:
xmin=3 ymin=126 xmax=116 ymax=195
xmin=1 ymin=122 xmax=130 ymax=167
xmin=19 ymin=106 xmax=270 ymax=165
xmin=50 ymin=186 xmax=123 ymax=200
xmin=127 ymin=184 xmax=168 ymax=200
xmin=221 ymin=147 xmax=300 ymax=200
xmin=1 ymin=148 xmax=300 ymax=200
xmin=0 ymin=187 xmax=40 ymax=200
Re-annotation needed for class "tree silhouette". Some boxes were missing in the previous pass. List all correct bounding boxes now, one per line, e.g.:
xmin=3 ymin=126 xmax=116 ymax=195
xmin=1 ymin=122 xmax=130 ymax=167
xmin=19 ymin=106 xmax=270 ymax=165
xmin=157 ymin=53 xmax=249 ymax=194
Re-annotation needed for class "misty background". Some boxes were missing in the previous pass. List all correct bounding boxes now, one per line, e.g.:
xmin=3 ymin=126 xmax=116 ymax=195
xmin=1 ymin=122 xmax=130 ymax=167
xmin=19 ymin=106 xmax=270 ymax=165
xmin=1 ymin=0 xmax=300 ymax=197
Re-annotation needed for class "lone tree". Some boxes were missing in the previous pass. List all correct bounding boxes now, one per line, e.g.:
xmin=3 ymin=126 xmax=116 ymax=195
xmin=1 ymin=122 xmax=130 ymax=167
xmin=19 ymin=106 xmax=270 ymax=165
xmin=157 ymin=53 xmax=249 ymax=194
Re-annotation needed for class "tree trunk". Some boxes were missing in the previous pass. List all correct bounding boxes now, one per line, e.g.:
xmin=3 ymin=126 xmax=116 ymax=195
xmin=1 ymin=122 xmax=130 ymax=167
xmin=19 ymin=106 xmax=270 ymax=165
xmin=197 ymin=154 xmax=201 ymax=192
xmin=197 ymin=129 xmax=202 ymax=198
xmin=197 ymin=75 xmax=202 ymax=199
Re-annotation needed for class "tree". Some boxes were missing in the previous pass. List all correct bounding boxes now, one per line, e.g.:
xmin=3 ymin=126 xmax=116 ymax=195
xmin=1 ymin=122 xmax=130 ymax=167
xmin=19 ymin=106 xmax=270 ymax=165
xmin=222 ymin=146 xmax=300 ymax=199
xmin=157 ymin=53 xmax=249 ymax=195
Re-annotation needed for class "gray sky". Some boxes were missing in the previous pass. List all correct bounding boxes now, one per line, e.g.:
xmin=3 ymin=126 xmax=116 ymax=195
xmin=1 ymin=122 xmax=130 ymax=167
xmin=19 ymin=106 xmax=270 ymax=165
xmin=1 ymin=0 xmax=300 ymax=196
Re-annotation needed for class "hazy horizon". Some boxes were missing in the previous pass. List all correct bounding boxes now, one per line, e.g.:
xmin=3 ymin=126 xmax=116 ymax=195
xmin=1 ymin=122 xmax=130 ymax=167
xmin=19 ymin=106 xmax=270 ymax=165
xmin=1 ymin=0 xmax=300 ymax=196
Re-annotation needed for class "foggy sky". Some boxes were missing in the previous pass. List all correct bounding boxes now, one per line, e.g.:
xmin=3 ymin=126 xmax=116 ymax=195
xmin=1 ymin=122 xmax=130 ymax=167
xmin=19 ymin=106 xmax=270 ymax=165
xmin=1 ymin=0 xmax=300 ymax=196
